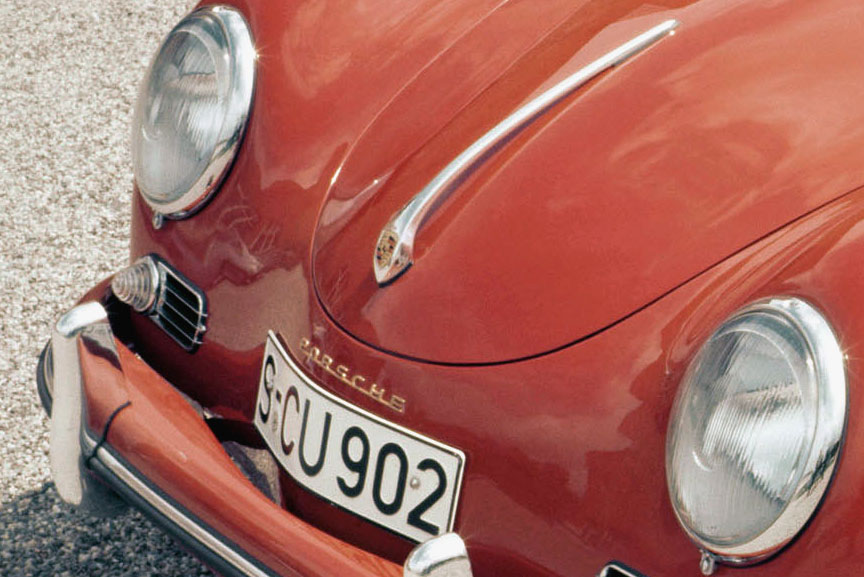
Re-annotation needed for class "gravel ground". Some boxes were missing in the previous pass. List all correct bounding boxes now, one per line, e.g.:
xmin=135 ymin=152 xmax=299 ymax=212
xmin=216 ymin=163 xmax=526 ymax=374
xmin=0 ymin=1 xmax=215 ymax=574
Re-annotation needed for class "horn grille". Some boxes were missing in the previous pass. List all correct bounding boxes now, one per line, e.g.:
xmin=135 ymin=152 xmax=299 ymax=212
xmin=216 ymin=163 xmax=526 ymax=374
xmin=150 ymin=258 xmax=207 ymax=352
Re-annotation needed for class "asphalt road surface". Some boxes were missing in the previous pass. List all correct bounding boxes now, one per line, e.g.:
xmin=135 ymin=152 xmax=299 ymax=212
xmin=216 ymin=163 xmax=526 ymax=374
xmin=0 ymin=1 xmax=215 ymax=574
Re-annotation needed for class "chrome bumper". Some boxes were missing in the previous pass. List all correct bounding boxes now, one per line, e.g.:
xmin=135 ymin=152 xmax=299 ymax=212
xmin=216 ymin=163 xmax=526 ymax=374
xmin=41 ymin=301 xmax=645 ymax=577
xmin=39 ymin=301 xmax=479 ymax=577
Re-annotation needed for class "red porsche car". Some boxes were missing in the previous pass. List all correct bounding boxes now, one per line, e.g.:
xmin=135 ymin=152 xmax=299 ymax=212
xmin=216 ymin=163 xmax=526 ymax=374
xmin=39 ymin=1 xmax=864 ymax=576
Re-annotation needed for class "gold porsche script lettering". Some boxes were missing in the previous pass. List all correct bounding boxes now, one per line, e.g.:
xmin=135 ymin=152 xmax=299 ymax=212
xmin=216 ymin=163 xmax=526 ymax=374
xmin=299 ymin=338 xmax=406 ymax=414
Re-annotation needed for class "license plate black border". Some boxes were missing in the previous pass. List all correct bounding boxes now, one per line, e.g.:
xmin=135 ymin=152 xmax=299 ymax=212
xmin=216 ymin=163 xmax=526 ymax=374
xmin=256 ymin=331 xmax=467 ymax=542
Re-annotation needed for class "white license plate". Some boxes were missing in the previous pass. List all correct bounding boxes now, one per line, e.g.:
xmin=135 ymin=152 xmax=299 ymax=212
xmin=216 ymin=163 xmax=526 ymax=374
xmin=253 ymin=332 xmax=465 ymax=542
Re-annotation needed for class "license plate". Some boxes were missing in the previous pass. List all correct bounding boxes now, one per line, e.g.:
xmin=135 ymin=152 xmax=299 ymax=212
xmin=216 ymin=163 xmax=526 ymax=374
xmin=253 ymin=332 xmax=465 ymax=542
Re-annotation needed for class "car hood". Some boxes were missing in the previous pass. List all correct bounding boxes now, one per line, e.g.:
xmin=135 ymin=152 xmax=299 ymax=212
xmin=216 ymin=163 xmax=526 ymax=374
xmin=312 ymin=0 xmax=864 ymax=364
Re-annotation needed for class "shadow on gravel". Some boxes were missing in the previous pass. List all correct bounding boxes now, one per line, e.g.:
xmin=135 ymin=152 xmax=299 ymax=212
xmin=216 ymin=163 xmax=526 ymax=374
xmin=0 ymin=482 xmax=213 ymax=577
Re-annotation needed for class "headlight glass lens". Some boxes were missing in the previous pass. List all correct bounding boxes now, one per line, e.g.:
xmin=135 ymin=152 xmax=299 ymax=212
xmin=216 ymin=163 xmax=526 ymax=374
xmin=666 ymin=298 xmax=846 ymax=562
xmin=132 ymin=6 xmax=254 ymax=218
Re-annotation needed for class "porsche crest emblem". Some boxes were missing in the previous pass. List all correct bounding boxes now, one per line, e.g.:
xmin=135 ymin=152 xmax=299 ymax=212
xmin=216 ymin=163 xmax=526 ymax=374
xmin=375 ymin=230 xmax=399 ymax=269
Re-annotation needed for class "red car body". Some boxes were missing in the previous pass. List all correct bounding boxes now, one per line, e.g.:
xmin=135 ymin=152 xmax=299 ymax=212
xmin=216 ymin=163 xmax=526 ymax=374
xmin=41 ymin=0 xmax=864 ymax=576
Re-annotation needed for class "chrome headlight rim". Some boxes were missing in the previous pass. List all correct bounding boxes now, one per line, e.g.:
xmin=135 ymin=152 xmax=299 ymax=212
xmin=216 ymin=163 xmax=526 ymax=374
xmin=133 ymin=5 xmax=256 ymax=220
xmin=667 ymin=297 xmax=847 ymax=564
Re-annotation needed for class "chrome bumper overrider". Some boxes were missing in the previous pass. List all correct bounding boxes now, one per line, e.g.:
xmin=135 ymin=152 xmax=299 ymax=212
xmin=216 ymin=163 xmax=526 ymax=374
xmin=47 ymin=302 xmax=127 ymax=516
xmin=39 ymin=301 xmax=480 ymax=577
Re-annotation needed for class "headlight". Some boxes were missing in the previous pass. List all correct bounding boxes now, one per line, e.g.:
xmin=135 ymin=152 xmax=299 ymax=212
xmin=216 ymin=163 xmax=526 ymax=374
xmin=666 ymin=297 xmax=846 ymax=565
xmin=132 ymin=5 xmax=255 ymax=220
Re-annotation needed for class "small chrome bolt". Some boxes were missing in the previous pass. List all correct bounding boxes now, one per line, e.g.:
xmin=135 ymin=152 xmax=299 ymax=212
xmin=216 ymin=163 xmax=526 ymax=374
xmin=410 ymin=476 xmax=421 ymax=490
xmin=699 ymin=551 xmax=716 ymax=576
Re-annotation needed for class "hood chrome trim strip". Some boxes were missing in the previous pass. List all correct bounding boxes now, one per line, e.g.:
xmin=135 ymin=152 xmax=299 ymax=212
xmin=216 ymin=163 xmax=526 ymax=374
xmin=373 ymin=18 xmax=679 ymax=285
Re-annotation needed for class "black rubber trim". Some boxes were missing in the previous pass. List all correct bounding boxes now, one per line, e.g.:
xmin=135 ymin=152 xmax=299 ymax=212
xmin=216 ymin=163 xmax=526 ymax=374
xmin=86 ymin=440 xmax=279 ymax=577
xmin=36 ymin=342 xmax=53 ymax=417
xmin=84 ymin=402 xmax=131 ymax=468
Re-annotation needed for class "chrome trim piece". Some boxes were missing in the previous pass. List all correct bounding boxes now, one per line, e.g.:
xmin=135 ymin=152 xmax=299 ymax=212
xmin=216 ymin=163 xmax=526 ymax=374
xmin=597 ymin=563 xmax=648 ymax=577
xmin=667 ymin=297 xmax=848 ymax=565
xmin=87 ymin=436 xmax=272 ymax=577
xmin=373 ymin=19 xmax=680 ymax=285
xmin=404 ymin=533 xmax=473 ymax=577
xmin=134 ymin=5 xmax=256 ymax=221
